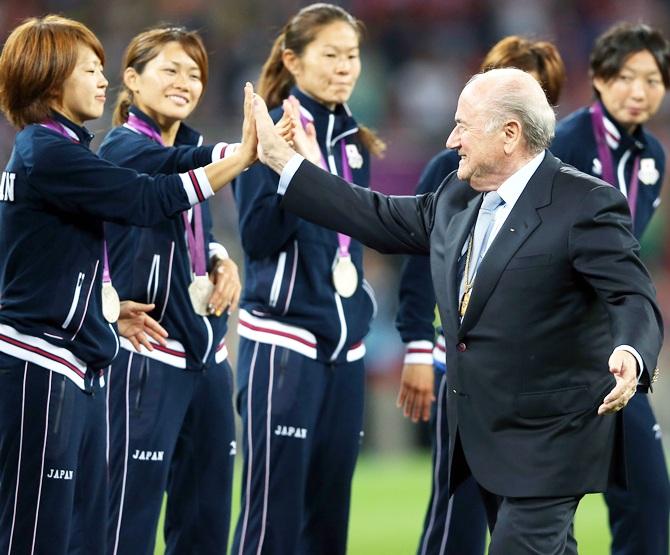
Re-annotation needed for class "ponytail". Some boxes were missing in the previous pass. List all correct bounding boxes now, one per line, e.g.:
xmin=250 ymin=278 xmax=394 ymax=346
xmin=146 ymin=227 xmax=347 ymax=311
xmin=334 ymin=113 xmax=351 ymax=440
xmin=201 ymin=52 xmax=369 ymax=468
xmin=259 ymin=3 xmax=386 ymax=157
xmin=258 ymin=31 xmax=295 ymax=110
xmin=358 ymin=124 xmax=386 ymax=158
xmin=113 ymin=89 xmax=132 ymax=126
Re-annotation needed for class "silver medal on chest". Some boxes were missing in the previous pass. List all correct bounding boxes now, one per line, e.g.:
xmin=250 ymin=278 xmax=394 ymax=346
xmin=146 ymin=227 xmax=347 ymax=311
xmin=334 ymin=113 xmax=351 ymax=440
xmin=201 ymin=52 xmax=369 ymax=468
xmin=101 ymin=282 xmax=121 ymax=323
xmin=188 ymin=274 xmax=214 ymax=316
xmin=332 ymin=255 xmax=358 ymax=298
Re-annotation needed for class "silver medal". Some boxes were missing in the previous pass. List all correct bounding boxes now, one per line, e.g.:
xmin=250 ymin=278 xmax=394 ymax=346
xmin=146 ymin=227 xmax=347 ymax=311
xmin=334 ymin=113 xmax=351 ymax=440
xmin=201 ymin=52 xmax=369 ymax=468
xmin=188 ymin=275 xmax=214 ymax=316
xmin=345 ymin=143 xmax=363 ymax=169
xmin=101 ymin=282 xmax=121 ymax=323
xmin=332 ymin=255 xmax=358 ymax=298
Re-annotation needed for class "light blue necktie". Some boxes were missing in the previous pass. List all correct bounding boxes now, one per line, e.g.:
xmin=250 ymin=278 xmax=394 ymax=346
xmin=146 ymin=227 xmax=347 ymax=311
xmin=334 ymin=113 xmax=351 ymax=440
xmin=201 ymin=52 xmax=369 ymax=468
xmin=467 ymin=191 xmax=505 ymax=282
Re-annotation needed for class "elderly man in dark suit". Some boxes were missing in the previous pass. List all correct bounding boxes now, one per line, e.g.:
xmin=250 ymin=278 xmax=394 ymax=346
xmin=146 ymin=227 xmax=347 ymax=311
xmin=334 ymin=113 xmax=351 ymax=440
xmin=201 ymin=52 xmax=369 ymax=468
xmin=247 ymin=68 xmax=663 ymax=555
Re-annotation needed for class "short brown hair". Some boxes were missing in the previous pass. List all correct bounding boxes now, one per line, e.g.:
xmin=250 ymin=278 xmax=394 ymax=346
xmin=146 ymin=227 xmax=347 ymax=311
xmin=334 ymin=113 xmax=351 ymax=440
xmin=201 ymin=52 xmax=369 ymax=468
xmin=0 ymin=15 xmax=105 ymax=129
xmin=480 ymin=36 xmax=566 ymax=106
xmin=113 ymin=26 xmax=209 ymax=126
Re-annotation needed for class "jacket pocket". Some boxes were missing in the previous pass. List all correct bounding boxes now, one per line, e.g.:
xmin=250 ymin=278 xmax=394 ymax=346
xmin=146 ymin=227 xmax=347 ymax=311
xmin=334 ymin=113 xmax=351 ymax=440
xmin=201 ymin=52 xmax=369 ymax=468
xmin=129 ymin=357 xmax=163 ymax=440
xmin=515 ymin=385 xmax=593 ymax=418
xmin=271 ymin=347 xmax=303 ymax=416
xmin=61 ymin=272 xmax=85 ymax=329
xmin=269 ymin=250 xmax=287 ymax=308
xmin=361 ymin=278 xmax=378 ymax=319
xmin=46 ymin=375 xmax=75 ymax=458
xmin=146 ymin=254 xmax=161 ymax=304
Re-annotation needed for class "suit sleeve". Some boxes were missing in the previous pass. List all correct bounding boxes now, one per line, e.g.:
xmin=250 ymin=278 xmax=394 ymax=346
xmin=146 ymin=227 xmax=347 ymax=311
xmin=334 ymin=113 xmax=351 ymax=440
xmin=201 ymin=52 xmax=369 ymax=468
xmin=396 ymin=151 xmax=458 ymax=346
xmin=24 ymin=134 xmax=209 ymax=226
xmin=281 ymin=159 xmax=434 ymax=255
xmin=569 ymin=183 xmax=664 ymax=388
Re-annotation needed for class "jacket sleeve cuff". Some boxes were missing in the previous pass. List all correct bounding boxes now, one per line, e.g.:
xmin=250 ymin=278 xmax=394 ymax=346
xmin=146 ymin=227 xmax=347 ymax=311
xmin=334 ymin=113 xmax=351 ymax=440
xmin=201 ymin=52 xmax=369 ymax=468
xmin=278 ymin=154 xmax=305 ymax=195
xmin=404 ymin=340 xmax=435 ymax=365
xmin=180 ymin=167 xmax=214 ymax=205
xmin=211 ymin=142 xmax=229 ymax=161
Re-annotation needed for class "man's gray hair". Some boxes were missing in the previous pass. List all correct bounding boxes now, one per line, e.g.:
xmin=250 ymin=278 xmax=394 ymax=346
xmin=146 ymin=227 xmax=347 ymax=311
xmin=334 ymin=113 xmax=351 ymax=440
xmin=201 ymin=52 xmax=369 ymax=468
xmin=468 ymin=69 xmax=556 ymax=153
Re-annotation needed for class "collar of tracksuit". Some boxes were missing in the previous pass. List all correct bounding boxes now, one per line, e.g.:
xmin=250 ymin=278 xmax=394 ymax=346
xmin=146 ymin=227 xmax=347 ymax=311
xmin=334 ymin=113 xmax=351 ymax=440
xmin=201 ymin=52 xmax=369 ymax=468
xmin=128 ymin=105 xmax=203 ymax=146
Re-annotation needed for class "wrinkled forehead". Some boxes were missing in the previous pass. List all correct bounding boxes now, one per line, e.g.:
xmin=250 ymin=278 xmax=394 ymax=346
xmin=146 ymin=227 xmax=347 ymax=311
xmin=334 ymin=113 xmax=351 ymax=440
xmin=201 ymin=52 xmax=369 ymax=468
xmin=456 ymin=80 xmax=491 ymax=117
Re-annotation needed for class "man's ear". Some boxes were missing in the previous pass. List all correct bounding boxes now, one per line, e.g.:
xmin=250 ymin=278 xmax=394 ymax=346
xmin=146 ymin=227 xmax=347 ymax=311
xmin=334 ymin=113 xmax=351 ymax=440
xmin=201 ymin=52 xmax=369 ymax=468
xmin=123 ymin=67 xmax=140 ymax=93
xmin=502 ymin=119 xmax=522 ymax=155
xmin=282 ymin=49 xmax=301 ymax=79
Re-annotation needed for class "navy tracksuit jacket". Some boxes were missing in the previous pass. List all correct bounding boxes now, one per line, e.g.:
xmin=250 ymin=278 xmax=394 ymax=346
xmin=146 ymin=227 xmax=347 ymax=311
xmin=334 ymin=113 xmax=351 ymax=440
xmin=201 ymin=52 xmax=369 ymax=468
xmin=98 ymin=107 xmax=236 ymax=555
xmin=0 ymin=111 xmax=212 ymax=555
xmin=231 ymin=87 xmax=375 ymax=555
xmin=552 ymin=100 xmax=669 ymax=555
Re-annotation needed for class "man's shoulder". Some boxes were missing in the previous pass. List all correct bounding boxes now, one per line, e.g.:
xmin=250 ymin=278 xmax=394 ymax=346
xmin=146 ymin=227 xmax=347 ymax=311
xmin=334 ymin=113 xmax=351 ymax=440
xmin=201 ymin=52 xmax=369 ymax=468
xmin=554 ymin=161 xmax=628 ymax=207
xmin=555 ymin=160 xmax=607 ymax=188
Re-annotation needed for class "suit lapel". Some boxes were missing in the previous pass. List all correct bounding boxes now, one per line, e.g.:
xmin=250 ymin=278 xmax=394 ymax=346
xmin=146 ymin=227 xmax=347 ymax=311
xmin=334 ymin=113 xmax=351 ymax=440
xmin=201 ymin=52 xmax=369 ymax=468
xmin=458 ymin=153 xmax=559 ymax=336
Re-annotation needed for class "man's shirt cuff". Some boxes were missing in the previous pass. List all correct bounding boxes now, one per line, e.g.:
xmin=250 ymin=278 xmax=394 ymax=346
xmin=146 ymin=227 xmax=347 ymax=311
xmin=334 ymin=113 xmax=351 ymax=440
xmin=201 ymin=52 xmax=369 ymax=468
xmin=613 ymin=345 xmax=644 ymax=378
xmin=277 ymin=154 xmax=305 ymax=195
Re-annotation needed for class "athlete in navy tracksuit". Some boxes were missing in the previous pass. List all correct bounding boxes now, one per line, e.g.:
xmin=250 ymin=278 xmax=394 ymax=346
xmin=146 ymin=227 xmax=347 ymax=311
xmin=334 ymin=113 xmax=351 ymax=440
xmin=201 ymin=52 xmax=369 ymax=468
xmin=552 ymin=100 xmax=668 ymax=555
xmin=231 ymin=86 xmax=376 ymax=555
xmin=550 ymin=24 xmax=670 ymax=555
xmin=0 ymin=110 xmax=218 ymax=554
xmin=99 ymin=106 xmax=237 ymax=555
xmin=0 ymin=17 xmax=254 ymax=554
xmin=396 ymin=149 xmax=487 ymax=555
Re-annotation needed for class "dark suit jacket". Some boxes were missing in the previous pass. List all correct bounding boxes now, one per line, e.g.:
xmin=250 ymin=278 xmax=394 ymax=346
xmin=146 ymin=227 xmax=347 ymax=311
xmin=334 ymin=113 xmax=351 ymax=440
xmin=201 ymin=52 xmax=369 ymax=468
xmin=280 ymin=151 xmax=663 ymax=498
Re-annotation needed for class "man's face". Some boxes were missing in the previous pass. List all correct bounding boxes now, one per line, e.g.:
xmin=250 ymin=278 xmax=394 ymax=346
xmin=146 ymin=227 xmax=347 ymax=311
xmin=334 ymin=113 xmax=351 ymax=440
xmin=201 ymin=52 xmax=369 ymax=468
xmin=446 ymin=86 xmax=505 ymax=191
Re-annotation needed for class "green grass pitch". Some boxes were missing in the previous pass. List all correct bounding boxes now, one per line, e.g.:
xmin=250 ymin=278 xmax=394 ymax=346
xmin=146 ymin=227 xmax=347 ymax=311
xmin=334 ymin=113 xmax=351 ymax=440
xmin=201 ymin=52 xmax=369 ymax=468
xmin=154 ymin=452 xmax=612 ymax=554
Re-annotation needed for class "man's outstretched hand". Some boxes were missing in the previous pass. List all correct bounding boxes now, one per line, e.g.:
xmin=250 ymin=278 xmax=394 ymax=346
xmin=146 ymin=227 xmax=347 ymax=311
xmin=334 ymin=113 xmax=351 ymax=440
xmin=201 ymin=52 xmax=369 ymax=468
xmin=252 ymin=88 xmax=297 ymax=173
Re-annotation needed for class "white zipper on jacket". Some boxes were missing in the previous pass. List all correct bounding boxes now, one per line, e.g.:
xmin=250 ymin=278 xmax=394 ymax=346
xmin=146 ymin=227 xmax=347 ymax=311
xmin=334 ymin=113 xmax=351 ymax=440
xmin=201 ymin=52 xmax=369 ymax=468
xmin=158 ymin=241 xmax=175 ymax=323
xmin=71 ymin=260 xmax=99 ymax=341
xmin=325 ymin=112 xmax=350 ymax=362
xmin=617 ymin=149 xmax=632 ymax=198
xmin=326 ymin=114 xmax=337 ymax=173
xmin=281 ymin=240 xmax=299 ymax=316
xmin=330 ymin=291 xmax=348 ymax=362
xmin=62 ymin=272 xmax=85 ymax=329
xmin=269 ymin=251 xmax=287 ymax=308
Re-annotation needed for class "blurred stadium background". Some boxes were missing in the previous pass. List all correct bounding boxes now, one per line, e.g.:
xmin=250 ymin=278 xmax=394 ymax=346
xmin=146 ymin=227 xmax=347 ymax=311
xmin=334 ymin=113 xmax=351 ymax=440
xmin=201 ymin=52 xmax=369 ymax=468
xmin=2 ymin=0 xmax=670 ymax=552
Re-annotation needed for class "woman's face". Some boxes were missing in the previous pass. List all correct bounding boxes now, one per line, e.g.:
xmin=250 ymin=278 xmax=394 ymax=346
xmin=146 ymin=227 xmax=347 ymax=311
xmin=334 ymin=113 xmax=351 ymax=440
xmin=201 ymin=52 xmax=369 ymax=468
xmin=57 ymin=44 xmax=108 ymax=124
xmin=126 ymin=41 xmax=204 ymax=129
xmin=593 ymin=49 xmax=666 ymax=132
xmin=285 ymin=20 xmax=361 ymax=109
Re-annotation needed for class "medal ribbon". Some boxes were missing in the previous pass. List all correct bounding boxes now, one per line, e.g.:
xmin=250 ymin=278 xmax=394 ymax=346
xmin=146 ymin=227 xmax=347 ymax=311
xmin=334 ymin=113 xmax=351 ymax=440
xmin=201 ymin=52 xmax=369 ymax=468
xmin=42 ymin=119 xmax=113 ymax=283
xmin=297 ymin=111 xmax=354 ymax=257
xmin=126 ymin=112 xmax=207 ymax=276
xmin=590 ymin=102 xmax=640 ymax=223
xmin=337 ymin=141 xmax=353 ymax=257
